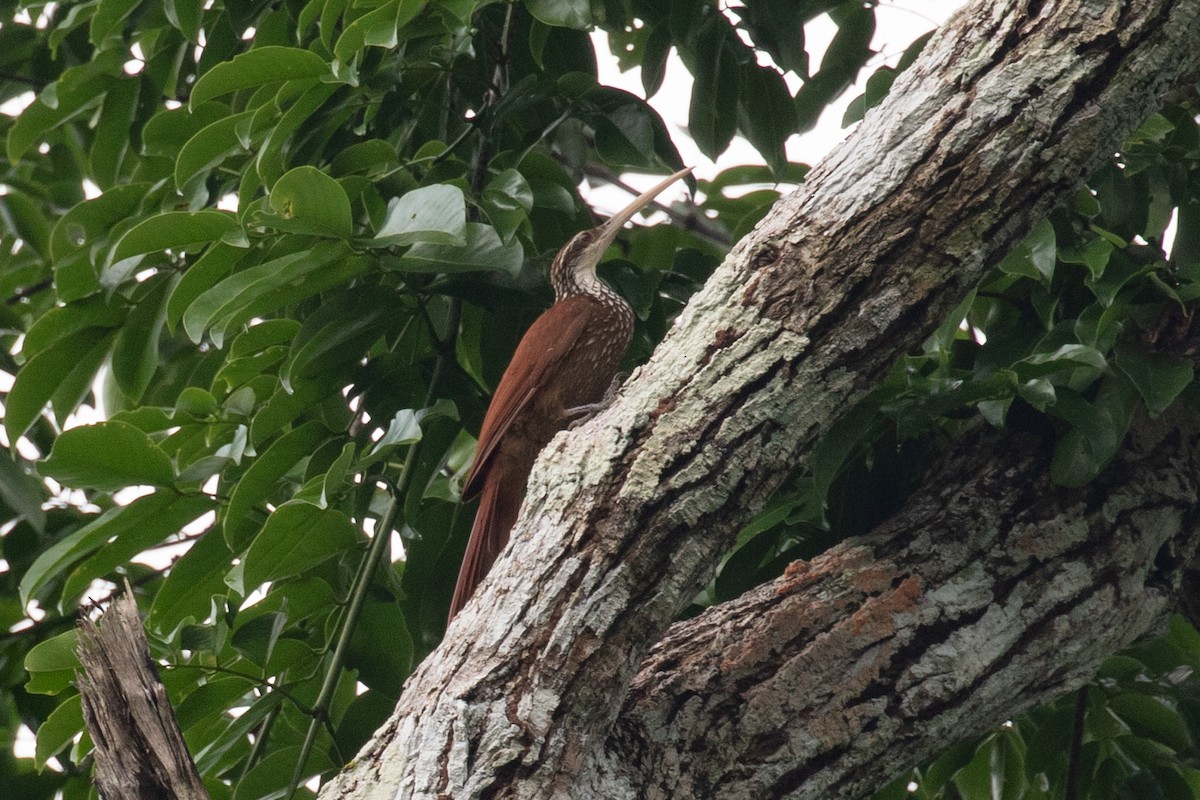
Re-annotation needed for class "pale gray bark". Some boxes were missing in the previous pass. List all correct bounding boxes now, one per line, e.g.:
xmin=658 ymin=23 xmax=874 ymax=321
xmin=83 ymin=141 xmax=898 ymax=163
xmin=319 ymin=0 xmax=1200 ymax=797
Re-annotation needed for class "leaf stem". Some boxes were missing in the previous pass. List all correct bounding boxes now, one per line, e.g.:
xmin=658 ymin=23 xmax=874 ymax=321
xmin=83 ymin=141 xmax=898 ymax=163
xmin=287 ymin=300 xmax=461 ymax=797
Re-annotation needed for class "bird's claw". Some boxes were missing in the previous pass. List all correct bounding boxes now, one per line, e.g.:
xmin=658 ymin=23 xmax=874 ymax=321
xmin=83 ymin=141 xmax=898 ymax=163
xmin=565 ymin=373 xmax=627 ymax=429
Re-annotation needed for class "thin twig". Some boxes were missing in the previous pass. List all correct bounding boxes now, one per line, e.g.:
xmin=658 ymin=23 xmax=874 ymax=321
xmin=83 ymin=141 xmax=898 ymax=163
xmin=6 ymin=277 xmax=53 ymax=305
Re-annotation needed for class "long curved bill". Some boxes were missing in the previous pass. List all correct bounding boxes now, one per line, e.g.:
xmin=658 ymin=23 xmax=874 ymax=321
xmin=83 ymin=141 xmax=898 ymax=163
xmin=592 ymin=166 xmax=694 ymax=250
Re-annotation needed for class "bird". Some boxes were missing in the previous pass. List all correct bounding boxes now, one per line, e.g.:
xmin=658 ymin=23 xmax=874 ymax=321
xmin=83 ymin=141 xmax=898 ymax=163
xmin=448 ymin=166 xmax=693 ymax=621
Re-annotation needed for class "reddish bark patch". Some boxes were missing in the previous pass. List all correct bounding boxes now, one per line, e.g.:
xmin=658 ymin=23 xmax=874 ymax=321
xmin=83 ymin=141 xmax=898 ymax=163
xmin=652 ymin=394 xmax=679 ymax=418
xmin=849 ymin=563 xmax=895 ymax=595
xmin=847 ymin=575 xmax=923 ymax=639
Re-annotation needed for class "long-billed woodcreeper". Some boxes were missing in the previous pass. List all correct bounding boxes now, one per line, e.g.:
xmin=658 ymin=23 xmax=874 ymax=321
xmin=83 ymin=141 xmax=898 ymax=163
xmin=448 ymin=167 xmax=693 ymax=620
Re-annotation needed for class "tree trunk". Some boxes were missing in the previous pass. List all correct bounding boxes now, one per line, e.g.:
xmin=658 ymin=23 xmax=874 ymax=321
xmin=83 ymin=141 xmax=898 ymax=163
xmin=318 ymin=0 xmax=1200 ymax=797
xmin=585 ymin=406 xmax=1200 ymax=798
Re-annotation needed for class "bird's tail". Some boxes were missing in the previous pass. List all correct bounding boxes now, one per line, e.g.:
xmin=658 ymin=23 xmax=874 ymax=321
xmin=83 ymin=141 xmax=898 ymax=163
xmin=448 ymin=471 xmax=522 ymax=621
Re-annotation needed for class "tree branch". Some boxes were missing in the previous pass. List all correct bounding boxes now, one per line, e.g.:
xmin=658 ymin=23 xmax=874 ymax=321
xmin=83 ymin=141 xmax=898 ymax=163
xmin=585 ymin=407 xmax=1200 ymax=797
xmin=77 ymin=591 xmax=209 ymax=800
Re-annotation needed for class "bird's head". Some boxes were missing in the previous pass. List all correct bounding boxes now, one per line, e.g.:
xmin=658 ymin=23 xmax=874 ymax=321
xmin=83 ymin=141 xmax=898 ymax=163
xmin=551 ymin=166 xmax=693 ymax=297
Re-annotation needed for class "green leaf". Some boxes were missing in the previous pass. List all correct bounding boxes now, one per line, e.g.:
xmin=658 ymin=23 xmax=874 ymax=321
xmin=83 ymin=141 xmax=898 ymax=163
xmin=527 ymin=0 xmax=591 ymax=29
xmin=266 ymin=165 xmax=353 ymax=238
xmin=89 ymin=76 xmax=140 ymax=189
xmin=456 ymin=303 xmax=487 ymax=390
xmin=232 ymin=745 xmax=335 ymax=800
xmin=392 ymin=222 xmax=523 ymax=274
xmin=23 ymin=631 xmax=80 ymax=695
xmin=166 ymin=242 xmax=244 ymax=331
xmin=174 ymin=674 xmax=257 ymax=733
xmin=53 ymin=250 xmax=102 ymax=303
xmin=224 ymin=421 xmax=331 ymax=551
xmin=250 ymin=378 xmax=339 ymax=446
xmin=174 ymin=110 xmax=255 ymax=189
xmin=1019 ymin=377 xmax=1056 ymax=410
xmin=1115 ymin=345 xmax=1194 ymax=416
xmin=1075 ymin=188 xmax=1102 ymax=218
xmin=371 ymin=183 xmax=467 ymax=246
xmin=737 ymin=63 xmax=797 ymax=175
xmin=212 ymin=253 xmax=365 ymax=349
xmin=0 ymin=449 xmax=47 ymax=532
xmin=255 ymin=81 xmax=339 ymax=188
xmin=111 ymin=407 xmax=180 ymax=438
xmin=589 ymin=90 xmax=661 ymax=169
xmin=39 ymin=420 xmax=175 ymax=491
xmin=282 ymin=286 xmax=396 ymax=392
xmin=35 ymin=693 xmax=84 ymax=768
xmin=24 ymin=296 xmax=125 ymax=361
xmin=807 ymin=397 xmax=882 ymax=515
xmin=7 ymin=69 xmax=110 ymax=164
xmin=334 ymin=0 xmax=427 ymax=63
xmin=231 ymin=612 xmax=302 ymax=669
xmin=640 ymin=23 xmax=671 ymax=97
xmin=998 ymin=220 xmax=1057 ymax=282
xmin=91 ymin=0 xmax=141 ymax=45
xmin=794 ymin=2 xmax=874 ymax=131
xmin=5 ymin=330 xmax=116 ymax=443
xmin=231 ymin=320 xmax=303 ymax=359
xmin=142 ymin=101 xmax=231 ymax=158
xmin=688 ymin=19 xmax=739 ymax=159
xmin=331 ymin=139 xmax=399 ymax=177
xmin=237 ymin=501 xmax=360 ymax=594
xmin=735 ymin=0 xmax=809 ymax=77
xmin=1109 ymin=694 xmax=1191 ymax=752
xmin=842 ymin=66 xmax=899 ymax=126
xmin=1050 ymin=379 xmax=1134 ymax=487
xmin=367 ymin=410 xmax=423 ymax=455
xmin=1 ymin=188 xmax=52 ymax=260
xmin=180 ymin=241 xmax=348 ymax=345
xmin=1060 ymin=235 xmax=1114 ymax=281
xmin=49 ymin=183 xmax=150 ymax=262
xmin=1021 ymin=343 xmax=1109 ymax=375
xmin=110 ymin=210 xmax=241 ymax=265
xmin=336 ymin=690 xmax=397 ymax=762
xmin=322 ymin=442 xmax=356 ymax=506
xmin=364 ymin=400 xmax=457 ymax=462
xmin=214 ymin=347 xmax=288 ymax=391
xmin=189 ymin=46 xmax=331 ymax=107
xmin=148 ymin=529 xmax=233 ymax=634
xmin=480 ymin=169 xmax=534 ymax=243
xmin=347 ymin=598 xmax=413 ymax=695
xmin=165 ymin=0 xmax=203 ymax=41
xmin=111 ymin=274 xmax=174 ymax=402
xmin=1173 ymin=202 xmax=1200 ymax=276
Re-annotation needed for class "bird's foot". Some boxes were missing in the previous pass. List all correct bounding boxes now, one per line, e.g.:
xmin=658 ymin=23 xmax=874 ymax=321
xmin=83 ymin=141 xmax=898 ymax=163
xmin=565 ymin=373 xmax=626 ymax=429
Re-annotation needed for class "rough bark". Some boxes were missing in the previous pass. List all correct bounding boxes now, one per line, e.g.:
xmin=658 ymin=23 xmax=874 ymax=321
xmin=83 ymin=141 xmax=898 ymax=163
xmin=584 ymin=407 xmax=1200 ymax=798
xmin=77 ymin=590 xmax=210 ymax=800
xmin=318 ymin=0 xmax=1200 ymax=797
